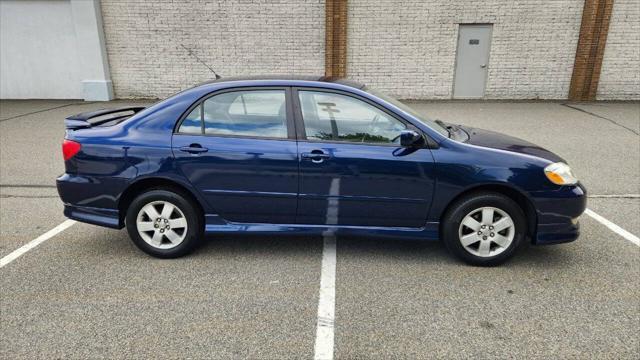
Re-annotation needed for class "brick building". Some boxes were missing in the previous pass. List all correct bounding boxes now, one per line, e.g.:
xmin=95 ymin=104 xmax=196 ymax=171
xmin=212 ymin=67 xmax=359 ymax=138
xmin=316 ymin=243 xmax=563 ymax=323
xmin=1 ymin=0 xmax=638 ymax=101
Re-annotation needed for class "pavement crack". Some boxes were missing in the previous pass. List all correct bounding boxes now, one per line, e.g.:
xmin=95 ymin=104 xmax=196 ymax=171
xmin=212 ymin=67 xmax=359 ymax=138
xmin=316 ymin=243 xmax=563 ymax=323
xmin=588 ymin=194 xmax=640 ymax=199
xmin=0 ymin=102 xmax=95 ymax=122
xmin=0 ymin=194 xmax=59 ymax=199
xmin=561 ymin=103 xmax=639 ymax=136
xmin=0 ymin=184 xmax=56 ymax=188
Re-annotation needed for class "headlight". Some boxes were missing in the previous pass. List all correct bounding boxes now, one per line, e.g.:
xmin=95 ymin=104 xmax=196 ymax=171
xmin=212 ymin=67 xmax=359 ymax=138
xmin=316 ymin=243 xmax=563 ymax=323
xmin=544 ymin=162 xmax=578 ymax=185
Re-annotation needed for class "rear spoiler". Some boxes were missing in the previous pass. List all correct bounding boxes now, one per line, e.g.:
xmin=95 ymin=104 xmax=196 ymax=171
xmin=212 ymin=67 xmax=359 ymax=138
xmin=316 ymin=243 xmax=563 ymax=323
xmin=65 ymin=106 xmax=146 ymax=129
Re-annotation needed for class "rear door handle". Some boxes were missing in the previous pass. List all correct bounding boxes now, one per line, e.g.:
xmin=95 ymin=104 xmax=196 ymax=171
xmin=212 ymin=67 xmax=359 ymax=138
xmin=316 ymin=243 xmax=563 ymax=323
xmin=179 ymin=144 xmax=208 ymax=154
xmin=301 ymin=150 xmax=331 ymax=163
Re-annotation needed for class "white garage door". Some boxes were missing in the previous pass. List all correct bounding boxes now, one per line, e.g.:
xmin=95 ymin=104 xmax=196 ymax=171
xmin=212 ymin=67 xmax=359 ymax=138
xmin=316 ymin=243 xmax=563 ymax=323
xmin=0 ymin=0 xmax=83 ymax=99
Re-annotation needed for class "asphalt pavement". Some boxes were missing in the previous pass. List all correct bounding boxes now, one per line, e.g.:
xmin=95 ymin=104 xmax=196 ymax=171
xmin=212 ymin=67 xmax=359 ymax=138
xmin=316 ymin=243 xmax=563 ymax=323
xmin=1 ymin=99 xmax=638 ymax=359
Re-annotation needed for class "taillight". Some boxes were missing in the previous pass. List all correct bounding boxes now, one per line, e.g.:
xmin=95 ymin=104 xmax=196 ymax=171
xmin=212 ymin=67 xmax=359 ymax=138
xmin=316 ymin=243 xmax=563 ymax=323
xmin=62 ymin=139 xmax=81 ymax=161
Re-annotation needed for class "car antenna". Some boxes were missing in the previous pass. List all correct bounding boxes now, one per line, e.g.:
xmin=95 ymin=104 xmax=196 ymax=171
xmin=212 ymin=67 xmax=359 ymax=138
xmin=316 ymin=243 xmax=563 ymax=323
xmin=180 ymin=44 xmax=221 ymax=79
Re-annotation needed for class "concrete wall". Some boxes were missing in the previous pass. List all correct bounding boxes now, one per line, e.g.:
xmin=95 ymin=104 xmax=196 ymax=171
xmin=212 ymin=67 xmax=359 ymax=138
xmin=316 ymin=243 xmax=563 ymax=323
xmin=0 ymin=0 xmax=113 ymax=100
xmin=347 ymin=0 xmax=585 ymax=99
xmin=0 ymin=0 xmax=83 ymax=99
xmin=101 ymin=0 xmax=325 ymax=99
xmin=597 ymin=0 xmax=640 ymax=100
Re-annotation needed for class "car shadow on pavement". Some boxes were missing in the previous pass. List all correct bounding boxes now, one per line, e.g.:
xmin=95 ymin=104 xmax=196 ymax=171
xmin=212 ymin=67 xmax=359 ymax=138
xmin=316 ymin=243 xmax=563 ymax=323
xmin=336 ymin=237 xmax=454 ymax=264
xmin=334 ymin=236 xmax=576 ymax=269
xmin=198 ymin=234 xmax=323 ymax=257
xmin=508 ymin=242 xmax=578 ymax=268
xmin=85 ymin=228 xmax=575 ymax=268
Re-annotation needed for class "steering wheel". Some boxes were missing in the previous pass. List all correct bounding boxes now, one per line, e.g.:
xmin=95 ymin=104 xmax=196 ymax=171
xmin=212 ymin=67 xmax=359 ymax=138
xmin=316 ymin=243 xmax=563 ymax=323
xmin=361 ymin=114 xmax=382 ymax=142
xmin=369 ymin=114 xmax=381 ymax=129
xmin=368 ymin=114 xmax=403 ymax=144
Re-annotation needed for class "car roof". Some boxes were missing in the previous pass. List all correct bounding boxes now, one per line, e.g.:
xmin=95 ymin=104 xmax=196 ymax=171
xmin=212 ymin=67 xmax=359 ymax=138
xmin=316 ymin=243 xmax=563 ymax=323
xmin=194 ymin=75 xmax=366 ymax=90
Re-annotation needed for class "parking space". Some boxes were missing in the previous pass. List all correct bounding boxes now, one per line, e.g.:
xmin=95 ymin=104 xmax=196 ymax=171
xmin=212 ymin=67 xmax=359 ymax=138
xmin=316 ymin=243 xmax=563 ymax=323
xmin=0 ymin=188 xmax=64 ymax=259
xmin=588 ymin=198 xmax=640 ymax=237
xmin=335 ymin=219 xmax=639 ymax=359
xmin=1 ymin=100 xmax=638 ymax=358
xmin=1 ymin=222 xmax=322 ymax=358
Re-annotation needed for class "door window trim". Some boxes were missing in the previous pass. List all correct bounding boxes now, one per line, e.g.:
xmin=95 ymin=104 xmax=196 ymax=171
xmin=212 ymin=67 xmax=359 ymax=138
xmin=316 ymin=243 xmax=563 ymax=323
xmin=173 ymin=86 xmax=297 ymax=141
xmin=291 ymin=87 xmax=431 ymax=148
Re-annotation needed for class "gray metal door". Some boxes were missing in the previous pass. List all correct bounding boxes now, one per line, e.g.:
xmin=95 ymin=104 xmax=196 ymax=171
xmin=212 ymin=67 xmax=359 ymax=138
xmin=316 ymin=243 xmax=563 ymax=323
xmin=453 ymin=24 xmax=493 ymax=98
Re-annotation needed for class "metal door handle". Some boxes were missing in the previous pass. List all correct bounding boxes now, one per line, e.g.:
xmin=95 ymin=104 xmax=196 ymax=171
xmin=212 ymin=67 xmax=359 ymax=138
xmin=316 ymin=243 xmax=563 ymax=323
xmin=179 ymin=145 xmax=208 ymax=154
xmin=480 ymin=64 xmax=487 ymax=68
xmin=301 ymin=153 xmax=330 ymax=159
xmin=301 ymin=151 xmax=331 ymax=163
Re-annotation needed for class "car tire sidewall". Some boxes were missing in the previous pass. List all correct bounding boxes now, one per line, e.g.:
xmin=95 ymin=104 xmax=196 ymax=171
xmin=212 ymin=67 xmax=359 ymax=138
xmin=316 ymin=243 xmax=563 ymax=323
xmin=442 ymin=193 xmax=526 ymax=266
xmin=125 ymin=189 xmax=201 ymax=258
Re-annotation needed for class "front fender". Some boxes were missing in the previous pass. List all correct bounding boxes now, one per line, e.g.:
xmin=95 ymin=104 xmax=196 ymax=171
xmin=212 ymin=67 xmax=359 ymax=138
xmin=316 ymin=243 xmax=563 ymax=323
xmin=428 ymin=139 xmax=552 ymax=222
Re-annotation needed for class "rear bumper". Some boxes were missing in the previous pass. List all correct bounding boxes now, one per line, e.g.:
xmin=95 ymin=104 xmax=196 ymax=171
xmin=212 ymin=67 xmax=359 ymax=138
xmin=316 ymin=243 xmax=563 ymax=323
xmin=530 ymin=183 xmax=587 ymax=245
xmin=57 ymin=173 xmax=125 ymax=229
xmin=63 ymin=204 xmax=123 ymax=229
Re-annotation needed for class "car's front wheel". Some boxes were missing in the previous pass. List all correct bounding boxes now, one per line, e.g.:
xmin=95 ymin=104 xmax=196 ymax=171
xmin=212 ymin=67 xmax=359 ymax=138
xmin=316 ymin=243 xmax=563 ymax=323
xmin=442 ymin=192 xmax=526 ymax=266
xmin=125 ymin=189 xmax=202 ymax=258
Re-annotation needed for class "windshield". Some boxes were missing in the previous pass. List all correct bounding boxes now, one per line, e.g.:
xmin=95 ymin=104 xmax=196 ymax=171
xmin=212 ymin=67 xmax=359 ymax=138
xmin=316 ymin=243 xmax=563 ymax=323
xmin=364 ymin=87 xmax=450 ymax=137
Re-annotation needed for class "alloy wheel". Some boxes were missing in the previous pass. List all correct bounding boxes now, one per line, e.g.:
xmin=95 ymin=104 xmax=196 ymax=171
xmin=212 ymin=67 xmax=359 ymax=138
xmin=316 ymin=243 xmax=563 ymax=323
xmin=458 ymin=206 xmax=515 ymax=258
xmin=136 ymin=200 xmax=188 ymax=249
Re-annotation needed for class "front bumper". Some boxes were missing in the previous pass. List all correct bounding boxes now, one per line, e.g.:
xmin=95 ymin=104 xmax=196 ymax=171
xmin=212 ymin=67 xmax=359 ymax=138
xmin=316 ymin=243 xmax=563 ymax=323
xmin=530 ymin=183 xmax=587 ymax=245
xmin=535 ymin=219 xmax=581 ymax=245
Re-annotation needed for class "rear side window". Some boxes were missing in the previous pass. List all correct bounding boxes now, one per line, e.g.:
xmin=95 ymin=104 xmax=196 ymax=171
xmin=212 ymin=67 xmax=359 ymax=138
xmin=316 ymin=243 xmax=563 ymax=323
xmin=178 ymin=90 xmax=288 ymax=138
xmin=179 ymin=106 xmax=202 ymax=134
xmin=228 ymin=92 xmax=284 ymax=116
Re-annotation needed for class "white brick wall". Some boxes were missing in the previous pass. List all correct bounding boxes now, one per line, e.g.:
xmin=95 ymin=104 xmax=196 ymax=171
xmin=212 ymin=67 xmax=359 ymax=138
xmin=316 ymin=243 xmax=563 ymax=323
xmin=597 ymin=0 xmax=640 ymax=100
xmin=101 ymin=0 xmax=325 ymax=98
xmin=101 ymin=0 xmax=638 ymax=100
xmin=347 ymin=0 xmax=584 ymax=99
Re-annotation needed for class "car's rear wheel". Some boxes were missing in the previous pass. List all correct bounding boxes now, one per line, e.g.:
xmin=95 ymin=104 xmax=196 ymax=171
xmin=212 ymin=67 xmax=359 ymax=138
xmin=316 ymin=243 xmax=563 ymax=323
xmin=125 ymin=189 xmax=202 ymax=258
xmin=442 ymin=192 xmax=526 ymax=266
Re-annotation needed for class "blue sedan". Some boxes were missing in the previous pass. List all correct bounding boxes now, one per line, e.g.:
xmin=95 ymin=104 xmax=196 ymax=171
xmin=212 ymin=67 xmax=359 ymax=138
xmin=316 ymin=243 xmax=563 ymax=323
xmin=57 ymin=76 xmax=586 ymax=265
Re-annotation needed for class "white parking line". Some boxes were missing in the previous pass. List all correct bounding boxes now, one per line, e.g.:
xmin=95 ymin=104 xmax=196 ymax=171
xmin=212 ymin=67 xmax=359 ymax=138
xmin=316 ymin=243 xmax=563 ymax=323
xmin=0 ymin=219 xmax=76 ymax=268
xmin=314 ymin=234 xmax=337 ymax=360
xmin=314 ymin=179 xmax=340 ymax=360
xmin=585 ymin=209 xmax=640 ymax=247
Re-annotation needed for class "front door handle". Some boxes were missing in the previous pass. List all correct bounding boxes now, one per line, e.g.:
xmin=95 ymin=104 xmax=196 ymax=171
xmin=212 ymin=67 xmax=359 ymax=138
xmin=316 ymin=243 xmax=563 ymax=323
xmin=179 ymin=144 xmax=208 ymax=154
xmin=301 ymin=150 xmax=331 ymax=163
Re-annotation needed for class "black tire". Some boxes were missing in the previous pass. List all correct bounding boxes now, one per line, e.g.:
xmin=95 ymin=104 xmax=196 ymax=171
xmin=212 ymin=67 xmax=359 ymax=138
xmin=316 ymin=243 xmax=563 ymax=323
xmin=125 ymin=188 xmax=202 ymax=258
xmin=441 ymin=192 xmax=526 ymax=266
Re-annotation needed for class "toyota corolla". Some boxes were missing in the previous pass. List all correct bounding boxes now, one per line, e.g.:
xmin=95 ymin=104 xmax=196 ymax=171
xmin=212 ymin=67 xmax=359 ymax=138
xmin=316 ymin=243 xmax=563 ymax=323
xmin=57 ymin=76 xmax=586 ymax=265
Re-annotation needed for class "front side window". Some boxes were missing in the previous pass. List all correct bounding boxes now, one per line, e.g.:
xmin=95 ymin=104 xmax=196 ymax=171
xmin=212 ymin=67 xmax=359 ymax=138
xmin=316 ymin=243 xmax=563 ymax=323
xmin=178 ymin=90 xmax=288 ymax=138
xmin=364 ymin=87 xmax=450 ymax=137
xmin=298 ymin=91 xmax=406 ymax=144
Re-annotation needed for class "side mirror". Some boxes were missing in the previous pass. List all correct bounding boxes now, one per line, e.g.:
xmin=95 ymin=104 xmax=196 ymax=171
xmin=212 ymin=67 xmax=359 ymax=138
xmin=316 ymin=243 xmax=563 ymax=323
xmin=400 ymin=130 xmax=423 ymax=147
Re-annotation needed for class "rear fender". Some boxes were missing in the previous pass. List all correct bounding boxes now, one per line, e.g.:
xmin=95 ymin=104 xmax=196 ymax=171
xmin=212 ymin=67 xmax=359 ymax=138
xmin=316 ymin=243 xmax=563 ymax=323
xmin=118 ymin=174 xmax=215 ymax=218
